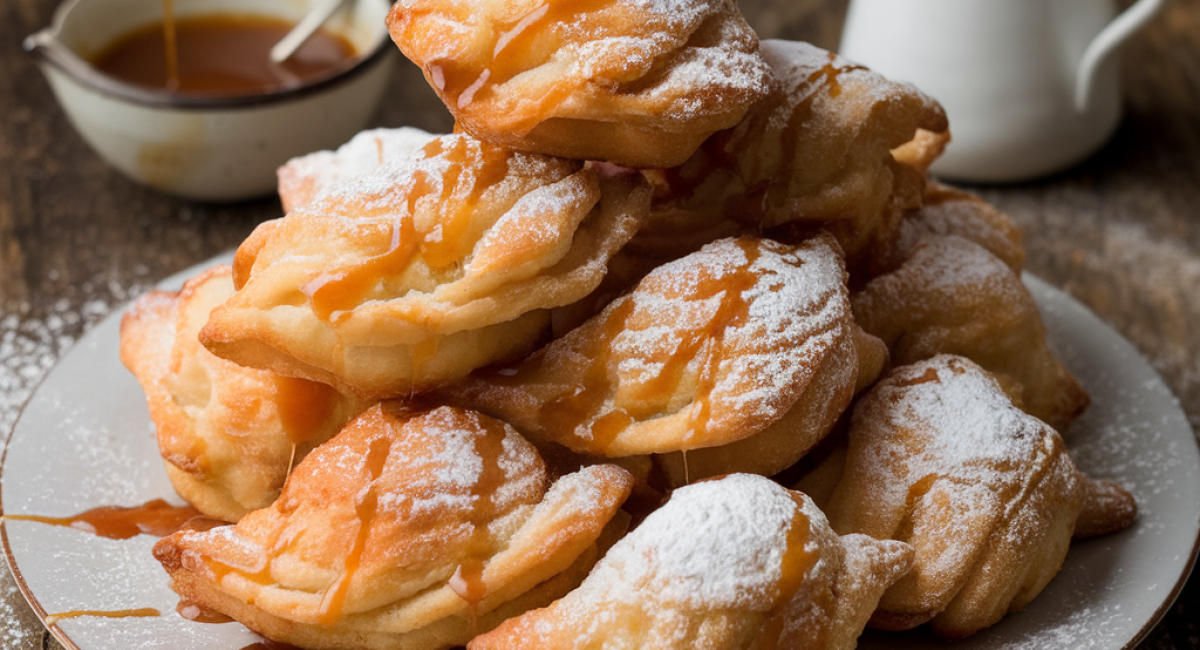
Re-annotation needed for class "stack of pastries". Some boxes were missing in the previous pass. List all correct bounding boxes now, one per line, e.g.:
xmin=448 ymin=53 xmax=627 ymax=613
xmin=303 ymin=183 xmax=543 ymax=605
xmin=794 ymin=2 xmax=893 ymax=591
xmin=120 ymin=1 xmax=1139 ymax=648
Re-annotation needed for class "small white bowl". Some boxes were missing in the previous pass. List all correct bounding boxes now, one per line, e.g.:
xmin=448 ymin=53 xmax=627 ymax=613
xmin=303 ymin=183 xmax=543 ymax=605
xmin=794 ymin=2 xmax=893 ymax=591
xmin=25 ymin=0 xmax=396 ymax=202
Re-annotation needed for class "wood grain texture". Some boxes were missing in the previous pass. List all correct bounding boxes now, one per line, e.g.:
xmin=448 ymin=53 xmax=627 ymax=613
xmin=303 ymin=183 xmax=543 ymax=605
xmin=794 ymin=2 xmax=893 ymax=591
xmin=1 ymin=0 xmax=1197 ymax=648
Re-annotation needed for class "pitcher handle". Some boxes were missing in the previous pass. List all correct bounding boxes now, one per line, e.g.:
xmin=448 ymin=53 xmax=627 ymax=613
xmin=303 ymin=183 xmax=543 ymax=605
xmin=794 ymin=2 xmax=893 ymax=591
xmin=1075 ymin=0 xmax=1169 ymax=112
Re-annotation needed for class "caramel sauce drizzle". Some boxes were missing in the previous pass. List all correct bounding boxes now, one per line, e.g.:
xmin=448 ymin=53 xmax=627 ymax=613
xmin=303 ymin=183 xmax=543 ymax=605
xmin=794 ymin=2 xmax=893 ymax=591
xmin=44 ymin=608 xmax=160 ymax=625
xmin=300 ymin=139 xmax=511 ymax=322
xmin=300 ymin=190 xmax=422 ymax=321
xmin=3 ymin=499 xmax=223 ymax=540
xmin=200 ymin=431 xmax=393 ymax=625
xmin=447 ymin=416 xmax=511 ymax=635
xmin=679 ymin=240 xmax=762 ymax=450
xmin=894 ymin=365 xmax=942 ymax=388
xmin=422 ymin=0 xmax=612 ymax=116
xmin=506 ymin=239 xmax=765 ymax=457
xmin=316 ymin=434 xmax=392 ymax=625
xmin=537 ymin=298 xmax=636 ymax=453
xmin=755 ymin=498 xmax=820 ymax=649
xmin=756 ymin=54 xmax=869 ymax=217
xmin=203 ymin=518 xmax=295 ymax=590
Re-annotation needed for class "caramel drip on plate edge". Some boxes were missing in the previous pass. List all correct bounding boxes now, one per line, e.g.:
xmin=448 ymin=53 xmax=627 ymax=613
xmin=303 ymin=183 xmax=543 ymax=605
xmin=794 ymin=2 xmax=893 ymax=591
xmin=5 ymin=499 xmax=226 ymax=626
xmin=300 ymin=139 xmax=512 ymax=323
xmin=177 ymin=599 xmax=235 ymax=624
xmin=44 ymin=608 xmax=161 ymax=625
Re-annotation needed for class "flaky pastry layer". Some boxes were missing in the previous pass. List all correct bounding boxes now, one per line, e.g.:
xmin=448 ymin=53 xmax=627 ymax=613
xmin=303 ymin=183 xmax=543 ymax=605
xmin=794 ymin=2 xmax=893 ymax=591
xmin=202 ymin=134 xmax=650 ymax=399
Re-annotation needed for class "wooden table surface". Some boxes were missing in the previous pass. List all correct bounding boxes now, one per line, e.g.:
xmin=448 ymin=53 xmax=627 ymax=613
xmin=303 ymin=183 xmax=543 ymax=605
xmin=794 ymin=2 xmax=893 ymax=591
xmin=2 ymin=0 xmax=1198 ymax=648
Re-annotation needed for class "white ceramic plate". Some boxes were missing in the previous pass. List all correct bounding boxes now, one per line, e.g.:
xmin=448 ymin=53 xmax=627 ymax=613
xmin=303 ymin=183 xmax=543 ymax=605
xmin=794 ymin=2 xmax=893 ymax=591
xmin=2 ymin=257 xmax=1198 ymax=650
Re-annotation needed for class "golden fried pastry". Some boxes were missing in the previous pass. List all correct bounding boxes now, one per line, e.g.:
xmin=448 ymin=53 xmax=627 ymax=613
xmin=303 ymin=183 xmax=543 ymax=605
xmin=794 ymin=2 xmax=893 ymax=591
xmin=120 ymin=265 xmax=366 ymax=522
xmin=154 ymin=403 xmax=634 ymax=650
xmin=870 ymin=182 xmax=1025 ymax=277
xmin=647 ymin=40 xmax=948 ymax=270
xmin=388 ymin=0 xmax=772 ymax=168
xmin=470 ymin=473 xmax=913 ymax=650
xmin=201 ymin=134 xmax=651 ymax=400
xmin=277 ymin=127 xmax=440 ymax=213
xmin=819 ymin=355 xmax=1135 ymax=638
xmin=443 ymin=234 xmax=887 ymax=487
xmin=852 ymin=235 xmax=1088 ymax=431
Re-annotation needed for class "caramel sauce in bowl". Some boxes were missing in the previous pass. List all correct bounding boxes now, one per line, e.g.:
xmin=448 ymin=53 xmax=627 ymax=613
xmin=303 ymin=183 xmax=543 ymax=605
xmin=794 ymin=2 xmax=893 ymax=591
xmin=91 ymin=14 xmax=358 ymax=97
xmin=23 ymin=0 xmax=396 ymax=201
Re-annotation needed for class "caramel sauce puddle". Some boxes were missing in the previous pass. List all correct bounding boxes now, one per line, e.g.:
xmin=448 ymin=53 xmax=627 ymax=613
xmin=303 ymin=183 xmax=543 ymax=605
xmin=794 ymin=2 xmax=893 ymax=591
xmin=3 ymin=498 xmax=224 ymax=540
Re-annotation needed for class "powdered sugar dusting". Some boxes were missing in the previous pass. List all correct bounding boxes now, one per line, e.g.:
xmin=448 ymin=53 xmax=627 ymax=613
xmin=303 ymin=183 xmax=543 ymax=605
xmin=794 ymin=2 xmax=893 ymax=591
xmin=553 ymin=474 xmax=810 ymax=625
xmin=854 ymin=355 xmax=1050 ymax=499
xmin=309 ymin=134 xmax=572 ymax=217
xmin=277 ymin=127 xmax=440 ymax=211
xmin=570 ymin=2 xmax=771 ymax=123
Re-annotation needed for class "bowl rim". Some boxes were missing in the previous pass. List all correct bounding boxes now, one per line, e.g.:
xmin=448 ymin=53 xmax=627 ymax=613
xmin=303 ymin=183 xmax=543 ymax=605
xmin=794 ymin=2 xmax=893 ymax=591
xmin=23 ymin=0 xmax=396 ymax=111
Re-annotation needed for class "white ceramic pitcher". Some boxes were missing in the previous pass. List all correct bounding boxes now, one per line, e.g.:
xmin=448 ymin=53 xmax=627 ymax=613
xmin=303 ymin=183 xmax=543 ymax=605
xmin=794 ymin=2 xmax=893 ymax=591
xmin=839 ymin=0 xmax=1168 ymax=182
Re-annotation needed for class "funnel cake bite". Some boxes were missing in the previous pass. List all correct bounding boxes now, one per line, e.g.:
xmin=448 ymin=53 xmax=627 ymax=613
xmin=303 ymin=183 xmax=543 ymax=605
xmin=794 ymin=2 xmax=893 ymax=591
xmin=469 ymin=474 xmax=913 ymax=650
xmin=154 ymin=404 xmax=634 ymax=650
xmin=445 ymin=234 xmax=887 ymax=487
xmin=852 ymin=235 xmax=1088 ymax=431
xmin=388 ymin=0 xmax=772 ymax=168
xmin=120 ymin=265 xmax=366 ymax=523
xmin=278 ymin=127 xmax=440 ymax=213
xmin=821 ymin=356 xmax=1136 ymax=638
xmin=202 ymin=134 xmax=650 ymax=400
